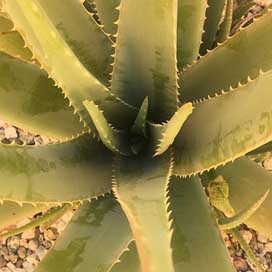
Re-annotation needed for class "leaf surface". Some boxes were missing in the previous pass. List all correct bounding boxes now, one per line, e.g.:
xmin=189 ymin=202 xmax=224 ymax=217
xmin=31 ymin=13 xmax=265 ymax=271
xmin=2 ymin=0 xmax=134 ymax=132
xmin=111 ymin=0 xmax=178 ymax=122
xmin=0 ymin=52 xmax=84 ymax=140
xmin=0 ymin=202 xmax=47 ymax=230
xmin=180 ymin=9 xmax=272 ymax=103
xmin=36 ymin=195 xmax=132 ymax=272
xmin=174 ymin=71 xmax=272 ymax=176
xmin=0 ymin=135 xmax=112 ymax=204
xmin=170 ymin=176 xmax=235 ymax=272
xmin=177 ymin=0 xmax=207 ymax=69
xmin=200 ymin=0 xmax=225 ymax=54
xmin=213 ymin=157 xmax=272 ymax=239
xmin=113 ymin=151 xmax=174 ymax=272
xmin=91 ymin=0 xmax=120 ymax=36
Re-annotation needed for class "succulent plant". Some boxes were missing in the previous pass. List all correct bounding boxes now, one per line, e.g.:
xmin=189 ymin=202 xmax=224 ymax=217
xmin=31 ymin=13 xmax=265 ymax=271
xmin=1 ymin=0 xmax=272 ymax=271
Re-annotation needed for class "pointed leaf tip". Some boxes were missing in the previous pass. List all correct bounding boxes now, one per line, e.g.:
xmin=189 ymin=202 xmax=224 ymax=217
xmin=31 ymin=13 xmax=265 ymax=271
xmin=219 ymin=189 xmax=270 ymax=230
xmin=152 ymin=102 xmax=193 ymax=157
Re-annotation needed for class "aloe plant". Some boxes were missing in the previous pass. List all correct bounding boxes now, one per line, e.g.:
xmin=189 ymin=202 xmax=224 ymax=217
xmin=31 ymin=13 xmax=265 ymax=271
xmin=0 ymin=0 xmax=272 ymax=271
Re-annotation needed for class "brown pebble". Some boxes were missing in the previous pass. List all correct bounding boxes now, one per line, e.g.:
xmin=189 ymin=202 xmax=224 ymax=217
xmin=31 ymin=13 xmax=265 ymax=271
xmin=16 ymin=259 xmax=24 ymax=268
xmin=240 ymin=230 xmax=253 ymax=244
xmin=17 ymin=247 xmax=27 ymax=259
xmin=0 ymin=255 xmax=7 ymax=268
xmin=233 ymin=257 xmax=248 ymax=271
xmin=28 ymin=239 xmax=39 ymax=251
xmin=42 ymin=239 xmax=52 ymax=250
xmin=8 ymin=252 xmax=18 ymax=264
xmin=21 ymin=228 xmax=36 ymax=240
xmin=44 ymin=228 xmax=58 ymax=241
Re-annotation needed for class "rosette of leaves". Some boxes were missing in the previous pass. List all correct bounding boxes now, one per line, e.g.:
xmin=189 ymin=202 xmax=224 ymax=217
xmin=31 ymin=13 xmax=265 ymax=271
xmin=0 ymin=0 xmax=272 ymax=271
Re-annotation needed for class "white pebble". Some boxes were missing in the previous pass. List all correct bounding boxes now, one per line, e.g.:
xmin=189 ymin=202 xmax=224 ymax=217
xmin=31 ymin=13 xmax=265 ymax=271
xmin=4 ymin=127 xmax=17 ymax=139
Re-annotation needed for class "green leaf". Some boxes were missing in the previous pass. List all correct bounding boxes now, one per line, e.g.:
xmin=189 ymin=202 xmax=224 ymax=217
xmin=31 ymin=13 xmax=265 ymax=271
xmin=0 ymin=204 xmax=71 ymax=239
xmin=0 ymin=134 xmax=112 ymax=204
xmin=170 ymin=176 xmax=235 ymax=272
xmin=0 ymin=201 xmax=47 ymax=230
xmin=177 ymin=0 xmax=207 ymax=69
xmin=111 ymin=0 xmax=178 ymax=122
xmin=0 ymin=30 xmax=33 ymax=62
xmin=83 ymin=100 xmax=131 ymax=155
xmin=110 ymin=241 xmax=140 ymax=272
xmin=200 ymin=0 xmax=226 ymax=54
xmin=131 ymin=97 xmax=149 ymax=138
xmin=180 ymin=8 xmax=272 ymax=103
xmin=36 ymin=195 xmax=133 ymax=272
xmin=113 ymin=151 xmax=174 ymax=272
xmin=174 ymin=70 xmax=272 ymax=176
xmin=213 ymin=157 xmax=272 ymax=239
xmin=2 ymin=0 xmax=134 ymax=132
xmin=0 ymin=52 xmax=84 ymax=140
xmin=229 ymin=228 xmax=265 ymax=272
xmin=217 ymin=0 xmax=233 ymax=43
xmin=219 ymin=189 xmax=269 ymax=230
xmin=150 ymin=102 xmax=193 ymax=156
xmin=91 ymin=0 xmax=120 ymax=36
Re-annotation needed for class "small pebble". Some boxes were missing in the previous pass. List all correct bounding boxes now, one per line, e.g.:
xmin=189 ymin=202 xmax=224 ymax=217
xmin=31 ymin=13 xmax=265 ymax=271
xmin=44 ymin=228 xmax=58 ymax=241
xmin=7 ymin=253 xmax=18 ymax=264
xmin=15 ymin=259 xmax=23 ymax=268
xmin=258 ymin=234 xmax=268 ymax=243
xmin=21 ymin=229 xmax=36 ymax=240
xmin=36 ymin=246 xmax=46 ymax=261
xmin=240 ymin=230 xmax=253 ymax=244
xmin=265 ymin=242 xmax=272 ymax=253
xmin=6 ymin=262 xmax=15 ymax=271
xmin=0 ymin=256 xmax=7 ymax=268
xmin=7 ymin=237 xmax=20 ymax=251
xmin=28 ymin=240 xmax=39 ymax=251
xmin=23 ymin=261 xmax=35 ymax=272
xmin=26 ymin=254 xmax=38 ymax=266
xmin=4 ymin=126 xmax=17 ymax=139
xmin=233 ymin=257 xmax=248 ymax=271
xmin=17 ymin=247 xmax=26 ymax=259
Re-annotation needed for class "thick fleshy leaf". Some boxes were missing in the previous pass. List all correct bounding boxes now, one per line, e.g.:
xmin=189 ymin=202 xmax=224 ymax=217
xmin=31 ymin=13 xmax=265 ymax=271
xmin=180 ymin=8 xmax=272 ymax=103
xmin=200 ymin=0 xmax=225 ymax=54
xmin=0 ymin=52 xmax=84 ymax=140
xmin=0 ymin=201 xmax=47 ymax=230
xmin=0 ymin=31 xmax=33 ymax=62
xmin=0 ymin=16 xmax=33 ymax=62
xmin=113 ymin=151 xmax=174 ymax=272
xmin=0 ymin=134 xmax=112 ymax=204
xmin=174 ymin=70 xmax=272 ymax=176
xmin=111 ymin=0 xmax=178 ymax=122
xmin=110 ymin=241 xmax=140 ymax=272
xmin=83 ymin=100 xmax=131 ymax=155
xmin=213 ymin=157 xmax=272 ymax=239
xmin=36 ymin=195 xmax=133 ymax=272
xmin=0 ymin=14 xmax=13 ymax=32
xmin=0 ymin=204 xmax=71 ymax=239
xmin=170 ymin=176 xmax=235 ymax=272
xmin=131 ymin=97 xmax=148 ymax=138
xmin=229 ymin=228 xmax=265 ymax=272
xmin=91 ymin=0 xmax=120 ymax=36
xmin=219 ymin=189 xmax=269 ymax=230
xmin=2 ymin=0 xmax=134 ymax=132
xmin=150 ymin=102 xmax=193 ymax=156
xmin=177 ymin=0 xmax=207 ymax=69
xmin=217 ymin=0 xmax=233 ymax=43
